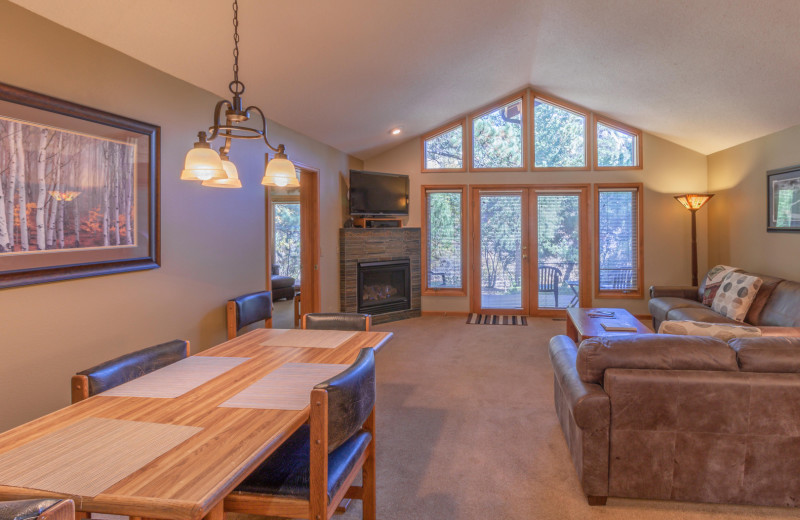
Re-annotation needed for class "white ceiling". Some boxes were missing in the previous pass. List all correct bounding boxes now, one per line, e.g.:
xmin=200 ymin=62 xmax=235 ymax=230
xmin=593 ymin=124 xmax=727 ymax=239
xmin=11 ymin=0 xmax=800 ymax=158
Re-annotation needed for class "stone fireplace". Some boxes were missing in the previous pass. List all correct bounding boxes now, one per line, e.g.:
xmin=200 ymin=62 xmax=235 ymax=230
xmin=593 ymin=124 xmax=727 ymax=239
xmin=340 ymin=228 xmax=421 ymax=324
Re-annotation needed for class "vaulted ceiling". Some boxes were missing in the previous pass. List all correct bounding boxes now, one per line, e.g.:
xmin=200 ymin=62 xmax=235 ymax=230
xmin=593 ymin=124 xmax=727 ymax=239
xmin=11 ymin=0 xmax=800 ymax=159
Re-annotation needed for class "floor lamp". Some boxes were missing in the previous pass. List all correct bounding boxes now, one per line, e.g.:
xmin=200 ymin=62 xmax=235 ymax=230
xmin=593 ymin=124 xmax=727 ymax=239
xmin=674 ymin=194 xmax=714 ymax=286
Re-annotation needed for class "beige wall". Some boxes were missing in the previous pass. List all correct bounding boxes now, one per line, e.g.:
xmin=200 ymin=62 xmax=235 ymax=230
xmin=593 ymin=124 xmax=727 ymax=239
xmin=707 ymin=123 xmax=800 ymax=277
xmin=364 ymin=131 xmax=708 ymax=315
xmin=0 ymin=1 xmax=351 ymax=431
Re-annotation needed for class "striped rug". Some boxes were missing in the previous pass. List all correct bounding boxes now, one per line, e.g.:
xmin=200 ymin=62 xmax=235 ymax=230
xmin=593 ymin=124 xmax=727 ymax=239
xmin=466 ymin=313 xmax=528 ymax=326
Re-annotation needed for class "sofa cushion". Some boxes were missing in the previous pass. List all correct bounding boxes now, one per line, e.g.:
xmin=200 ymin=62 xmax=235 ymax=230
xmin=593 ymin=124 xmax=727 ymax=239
xmin=759 ymin=279 xmax=800 ymax=328
xmin=658 ymin=320 xmax=762 ymax=341
xmin=742 ymin=273 xmax=783 ymax=325
xmin=729 ymin=336 xmax=800 ymax=373
xmin=649 ymin=297 xmax=707 ymax=325
xmin=711 ymin=272 xmax=763 ymax=322
xmin=576 ymin=334 xmax=738 ymax=385
xmin=665 ymin=305 xmax=741 ymax=324
xmin=701 ymin=265 xmax=740 ymax=305
xmin=271 ymin=275 xmax=295 ymax=290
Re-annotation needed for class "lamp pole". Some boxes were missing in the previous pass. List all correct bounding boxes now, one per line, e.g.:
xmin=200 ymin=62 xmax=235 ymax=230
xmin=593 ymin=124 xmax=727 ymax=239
xmin=674 ymin=194 xmax=714 ymax=288
xmin=690 ymin=208 xmax=699 ymax=286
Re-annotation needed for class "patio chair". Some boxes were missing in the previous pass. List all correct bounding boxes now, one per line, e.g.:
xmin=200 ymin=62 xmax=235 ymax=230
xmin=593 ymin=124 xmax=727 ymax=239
xmin=538 ymin=265 xmax=562 ymax=308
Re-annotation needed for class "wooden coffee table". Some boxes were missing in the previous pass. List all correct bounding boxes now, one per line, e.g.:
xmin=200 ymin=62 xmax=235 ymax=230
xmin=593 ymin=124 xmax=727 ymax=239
xmin=566 ymin=307 xmax=652 ymax=343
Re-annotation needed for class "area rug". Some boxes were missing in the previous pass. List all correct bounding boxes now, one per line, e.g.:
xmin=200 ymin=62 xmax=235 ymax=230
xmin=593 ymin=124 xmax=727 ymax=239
xmin=465 ymin=313 xmax=528 ymax=325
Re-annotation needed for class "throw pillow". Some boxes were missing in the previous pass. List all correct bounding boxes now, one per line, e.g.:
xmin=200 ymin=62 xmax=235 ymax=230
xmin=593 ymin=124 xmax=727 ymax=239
xmin=658 ymin=320 xmax=762 ymax=341
xmin=702 ymin=265 xmax=740 ymax=306
xmin=711 ymin=272 xmax=763 ymax=322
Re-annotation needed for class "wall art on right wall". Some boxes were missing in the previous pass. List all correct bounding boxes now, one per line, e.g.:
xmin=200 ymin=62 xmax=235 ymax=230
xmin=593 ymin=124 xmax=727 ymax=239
xmin=767 ymin=165 xmax=800 ymax=232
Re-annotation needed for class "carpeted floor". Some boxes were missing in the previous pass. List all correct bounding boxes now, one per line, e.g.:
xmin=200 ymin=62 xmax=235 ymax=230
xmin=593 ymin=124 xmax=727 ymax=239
xmin=240 ymin=315 xmax=800 ymax=519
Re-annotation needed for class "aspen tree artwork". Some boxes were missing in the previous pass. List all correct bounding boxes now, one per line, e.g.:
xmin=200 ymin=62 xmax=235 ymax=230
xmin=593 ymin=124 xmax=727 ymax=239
xmin=0 ymin=117 xmax=136 ymax=253
xmin=0 ymin=83 xmax=159 ymax=289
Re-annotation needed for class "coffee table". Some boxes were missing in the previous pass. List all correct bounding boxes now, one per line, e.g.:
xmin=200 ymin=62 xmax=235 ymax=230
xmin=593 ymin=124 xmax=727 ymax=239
xmin=565 ymin=307 xmax=652 ymax=343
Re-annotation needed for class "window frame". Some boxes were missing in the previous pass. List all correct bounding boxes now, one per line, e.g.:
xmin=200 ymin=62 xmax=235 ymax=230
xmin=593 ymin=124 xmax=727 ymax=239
xmin=593 ymin=115 xmax=643 ymax=170
xmin=421 ymin=184 xmax=468 ymax=296
xmin=530 ymin=92 xmax=590 ymax=172
xmin=594 ymin=183 xmax=644 ymax=298
xmin=421 ymin=118 xmax=467 ymax=173
xmin=468 ymin=91 xmax=529 ymax=172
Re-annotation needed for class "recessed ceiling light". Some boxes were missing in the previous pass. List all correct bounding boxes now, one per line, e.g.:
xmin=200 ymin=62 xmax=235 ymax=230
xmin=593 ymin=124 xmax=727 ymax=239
xmin=390 ymin=128 xmax=402 ymax=135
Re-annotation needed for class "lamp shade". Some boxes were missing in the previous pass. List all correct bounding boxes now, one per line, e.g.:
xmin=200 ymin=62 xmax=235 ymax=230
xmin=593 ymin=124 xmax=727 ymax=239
xmin=181 ymin=147 xmax=226 ymax=181
xmin=674 ymin=193 xmax=714 ymax=211
xmin=261 ymin=155 xmax=299 ymax=187
xmin=202 ymin=158 xmax=242 ymax=188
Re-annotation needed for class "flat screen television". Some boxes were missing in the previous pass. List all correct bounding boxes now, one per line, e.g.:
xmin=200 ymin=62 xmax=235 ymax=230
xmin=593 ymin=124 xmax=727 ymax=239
xmin=349 ymin=170 xmax=409 ymax=216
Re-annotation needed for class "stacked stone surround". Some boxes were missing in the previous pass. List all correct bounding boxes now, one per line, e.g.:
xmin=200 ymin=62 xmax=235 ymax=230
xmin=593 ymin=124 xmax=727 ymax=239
xmin=339 ymin=228 xmax=422 ymax=324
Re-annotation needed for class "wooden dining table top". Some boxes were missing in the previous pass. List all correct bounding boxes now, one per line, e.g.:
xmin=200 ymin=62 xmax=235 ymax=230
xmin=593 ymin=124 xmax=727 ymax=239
xmin=0 ymin=328 xmax=392 ymax=520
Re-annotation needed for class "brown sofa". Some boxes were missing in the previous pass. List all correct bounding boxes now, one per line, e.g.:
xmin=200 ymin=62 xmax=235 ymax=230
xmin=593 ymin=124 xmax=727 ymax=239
xmin=550 ymin=333 xmax=800 ymax=507
xmin=649 ymin=269 xmax=800 ymax=336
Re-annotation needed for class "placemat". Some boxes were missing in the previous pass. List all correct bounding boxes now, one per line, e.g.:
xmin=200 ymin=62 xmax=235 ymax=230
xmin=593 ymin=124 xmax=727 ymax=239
xmin=0 ymin=417 xmax=202 ymax=497
xmin=99 ymin=356 xmax=248 ymax=398
xmin=219 ymin=363 xmax=350 ymax=410
xmin=260 ymin=329 xmax=357 ymax=349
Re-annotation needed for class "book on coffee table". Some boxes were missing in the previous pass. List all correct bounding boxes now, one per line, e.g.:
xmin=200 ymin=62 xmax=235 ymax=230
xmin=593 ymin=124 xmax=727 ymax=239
xmin=600 ymin=319 xmax=638 ymax=332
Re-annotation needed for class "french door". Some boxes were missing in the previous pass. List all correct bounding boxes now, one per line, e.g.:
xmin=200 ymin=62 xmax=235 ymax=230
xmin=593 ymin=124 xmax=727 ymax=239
xmin=470 ymin=185 xmax=589 ymax=316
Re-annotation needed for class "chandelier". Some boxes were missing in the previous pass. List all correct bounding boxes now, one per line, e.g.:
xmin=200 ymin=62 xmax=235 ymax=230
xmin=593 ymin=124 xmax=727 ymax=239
xmin=180 ymin=0 xmax=299 ymax=188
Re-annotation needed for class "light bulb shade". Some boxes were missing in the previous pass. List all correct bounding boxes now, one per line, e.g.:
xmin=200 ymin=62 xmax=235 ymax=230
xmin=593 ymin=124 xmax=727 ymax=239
xmin=674 ymin=193 xmax=714 ymax=211
xmin=202 ymin=158 xmax=242 ymax=188
xmin=181 ymin=147 xmax=226 ymax=181
xmin=261 ymin=156 xmax=299 ymax=187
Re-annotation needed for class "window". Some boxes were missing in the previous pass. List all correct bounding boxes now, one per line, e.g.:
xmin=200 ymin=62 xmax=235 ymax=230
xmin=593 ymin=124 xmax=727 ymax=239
xmin=422 ymin=120 xmax=465 ymax=172
xmin=422 ymin=186 xmax=467 ymax=295
xmin=595 ymin=184 xmax=643 ymax=297
xmin=594 ymin=116 xmax=642 ymax=169
xmin=271 ymin=196 xmax=301 ymax=282
xmin=532 ymin=95 xmax=588 ymax=170
xmin=470 ymin=94 xmax=527 ymax=171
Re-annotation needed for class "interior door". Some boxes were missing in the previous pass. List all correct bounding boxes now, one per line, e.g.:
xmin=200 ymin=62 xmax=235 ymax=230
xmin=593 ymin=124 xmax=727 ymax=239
xmin=471 ymin=189 xmax=530 ymax=314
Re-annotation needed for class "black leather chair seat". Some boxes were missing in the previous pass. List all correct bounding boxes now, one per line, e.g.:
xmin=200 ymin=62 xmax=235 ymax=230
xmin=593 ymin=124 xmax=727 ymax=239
xmin=0 ymin=499 xmax=60 ymax=520
xmin=235 ymin=424 xmax=371 ymax=501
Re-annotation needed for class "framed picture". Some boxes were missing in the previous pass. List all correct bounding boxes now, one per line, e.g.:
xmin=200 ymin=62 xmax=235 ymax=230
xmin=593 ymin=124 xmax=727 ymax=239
xmin=0 ymin=82 xmax=160 ymax=289
xmin=767 ymin=165 xmax=800 ymax=232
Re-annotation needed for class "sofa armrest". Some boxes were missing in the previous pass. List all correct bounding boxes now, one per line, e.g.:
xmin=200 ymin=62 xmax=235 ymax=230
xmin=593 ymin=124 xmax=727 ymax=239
xmin=649 ymin=285 xmax=699 ymax=300
xmin=549 ymin=335 xmax=610 ymax=430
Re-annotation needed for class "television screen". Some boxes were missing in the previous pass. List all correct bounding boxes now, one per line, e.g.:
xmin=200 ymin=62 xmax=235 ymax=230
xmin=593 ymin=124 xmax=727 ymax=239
xmin=349 ymin=170 xmax=409 ymax=216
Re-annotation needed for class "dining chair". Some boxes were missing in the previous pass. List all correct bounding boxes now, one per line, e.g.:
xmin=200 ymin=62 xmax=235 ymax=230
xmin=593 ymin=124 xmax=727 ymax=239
xmin=71 ymin=339 xmax=189 ymax=403
xmin=227 ymin=290 xmax=273 ymax=339
xmin=224 ymin=347 xmax=377 ymax=520
xmin=0 ymin=499 xmax=74 ymax=520
xmin=301 ymin=312 xmax=371 ymax=331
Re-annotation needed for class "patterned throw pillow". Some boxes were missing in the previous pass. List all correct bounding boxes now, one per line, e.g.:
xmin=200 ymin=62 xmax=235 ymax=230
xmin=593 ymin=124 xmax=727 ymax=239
xmin=702 ymin=265 xmax=740 ymax=306
xmin=711 ymin=272 xmax=763 ymax=322
xmin=658 ymin=320 xmax=762 ymax=341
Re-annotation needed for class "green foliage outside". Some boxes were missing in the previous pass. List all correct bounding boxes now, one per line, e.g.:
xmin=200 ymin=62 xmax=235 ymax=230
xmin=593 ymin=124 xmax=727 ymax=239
xmin=425 ymin=126 xmax=463 ymax=169
xmin=538 ymin=195 xmax=579 ymax=282
xmin=597 ymin=123 xmax=634 ymax=167
xmin=534 ymin=101 xmax=586 ymax=168
xmin=480 ymin=195 xmax=521 ymax=293
xmin=427 ymin=192 xmax=462 ymax=287
xmin=598 ymin=191 xmax=636 ymax=288
xmin=473 ymin=105 xmax=523 ymax=169
xmin=273 ymin=202 xmax=301 ymax=281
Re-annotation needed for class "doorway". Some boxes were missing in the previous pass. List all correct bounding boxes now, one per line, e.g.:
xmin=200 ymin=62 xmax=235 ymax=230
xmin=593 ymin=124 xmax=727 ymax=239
xmin=469 ymin=185 xmax=589 ymax=316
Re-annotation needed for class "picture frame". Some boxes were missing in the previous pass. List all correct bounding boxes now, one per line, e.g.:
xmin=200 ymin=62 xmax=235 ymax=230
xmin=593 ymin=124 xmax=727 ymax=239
xmin=0 ymin=82 xmax=160 ymax=289
xmin=767 ymin=165 xmax=800 ymax=232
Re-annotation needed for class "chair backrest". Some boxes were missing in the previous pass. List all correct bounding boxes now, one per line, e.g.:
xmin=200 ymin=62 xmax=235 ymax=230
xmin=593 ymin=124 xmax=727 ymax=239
xmin=302 ymin=312 xmax=371 ymax=331
xmin=539 ymin=266 xmax=561 ymax=291
xmin=314 ymin=348 xmax=376 ymax=452
xmin=227 ymin=291 xmax=273 ymax=339
xmin=72 ymin=340 xmax=188 ymax=402
xmin=0 ymin=499 xmax=74 ymax=520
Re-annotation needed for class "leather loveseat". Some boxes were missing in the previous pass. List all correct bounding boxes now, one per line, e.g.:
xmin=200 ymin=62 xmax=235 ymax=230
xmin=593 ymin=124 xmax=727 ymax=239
xmin=649 ymin=269 xmax=800 ymax=336
xmin=549 ymin=333 xmax=800 ymax=507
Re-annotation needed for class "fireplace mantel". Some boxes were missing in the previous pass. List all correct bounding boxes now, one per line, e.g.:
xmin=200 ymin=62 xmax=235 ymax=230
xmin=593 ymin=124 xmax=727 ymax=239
xmin=339 ymin=228 xmax=422 ymax=324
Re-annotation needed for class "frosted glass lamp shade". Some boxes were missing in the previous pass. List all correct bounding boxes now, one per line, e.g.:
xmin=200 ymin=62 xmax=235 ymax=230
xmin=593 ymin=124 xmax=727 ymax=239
xmin=261 ymin=156 xmax=299 ymax=187
xmin=202 ymin=158 xmax=242 ymax=188
xmin=181 ymin=147 xmax=226 ymax=181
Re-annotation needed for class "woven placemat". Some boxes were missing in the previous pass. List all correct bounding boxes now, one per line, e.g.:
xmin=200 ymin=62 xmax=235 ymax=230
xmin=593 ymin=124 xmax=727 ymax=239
xmin=219 ymin=363 xmax=350 ymax=410
xmin=99 ymin=356 xmax=248 ymax=398
xmin=0 ymin=417 xmax=202 ymax=497
xmin=260 ymin=329 xmax=357 ymax=349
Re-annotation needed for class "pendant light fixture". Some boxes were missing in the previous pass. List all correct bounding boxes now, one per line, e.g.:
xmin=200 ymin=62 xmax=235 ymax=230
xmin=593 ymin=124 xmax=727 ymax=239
xmin=182 ymin=0 xmax=298 ymax=188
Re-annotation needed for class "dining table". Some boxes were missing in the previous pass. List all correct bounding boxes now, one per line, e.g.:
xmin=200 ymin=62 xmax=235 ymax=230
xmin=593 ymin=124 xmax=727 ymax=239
xmin=0 ymin=327 xmax=392 ymax=520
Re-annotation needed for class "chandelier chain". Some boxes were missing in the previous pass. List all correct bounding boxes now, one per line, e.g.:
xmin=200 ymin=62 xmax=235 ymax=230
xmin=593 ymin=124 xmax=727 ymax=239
xmin=230 ymin=0 xmax=244 ymax=96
